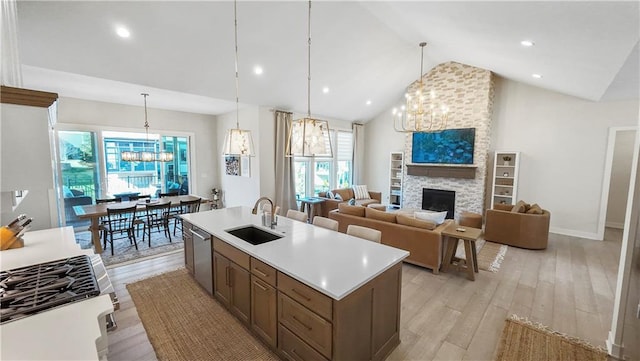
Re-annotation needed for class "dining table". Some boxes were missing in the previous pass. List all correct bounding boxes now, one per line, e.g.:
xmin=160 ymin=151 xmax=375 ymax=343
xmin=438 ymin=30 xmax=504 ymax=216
xmin=73 ymin=195 xmax=206 ymax=253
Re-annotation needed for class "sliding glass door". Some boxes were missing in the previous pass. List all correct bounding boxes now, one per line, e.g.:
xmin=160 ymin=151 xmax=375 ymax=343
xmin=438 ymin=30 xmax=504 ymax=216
xmin=58 ymin=130 xmax=100 ymax=228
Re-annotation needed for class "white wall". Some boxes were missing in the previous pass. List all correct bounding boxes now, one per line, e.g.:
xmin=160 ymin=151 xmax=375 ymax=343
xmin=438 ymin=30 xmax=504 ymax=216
xmin=1 ymin=103 xmax=57 ymax=231
xmin=365 ymin=76 xmax=639 ymax=238
xmin=607 ymin=130 xmax=637 ymax=228
xmin=56 ymin=97 xmax=218 ymax=201
xmin=491 ymin=77 xmax=638 ymax=238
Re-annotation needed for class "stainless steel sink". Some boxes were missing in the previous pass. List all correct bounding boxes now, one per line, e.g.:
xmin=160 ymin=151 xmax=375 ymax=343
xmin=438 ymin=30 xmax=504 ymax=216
xmin=225 ymin=226 xmax=283 ymax=245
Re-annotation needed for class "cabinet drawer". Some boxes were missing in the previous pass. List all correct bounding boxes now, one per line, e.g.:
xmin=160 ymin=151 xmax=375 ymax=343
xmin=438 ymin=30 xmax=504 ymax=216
xmin=279 ymin=293 xmax=332 ymax=359
xmin=279 ymin=324 xmax=328 ymax=361
xmin=251 ymin=257 xmax=277 ymax=287
xmin=278 ymin=273 xmax=332 ymax=321
xmin=213 ymin=237 xmax=250 ymax=270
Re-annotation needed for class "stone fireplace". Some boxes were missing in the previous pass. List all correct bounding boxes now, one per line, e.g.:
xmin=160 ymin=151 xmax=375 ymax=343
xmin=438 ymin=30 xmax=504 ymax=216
xmin=402 ymin=62 xmax=495 ymax=217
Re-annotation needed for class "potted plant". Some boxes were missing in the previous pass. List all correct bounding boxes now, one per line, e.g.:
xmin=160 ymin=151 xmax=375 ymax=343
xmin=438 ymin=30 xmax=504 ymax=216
xmin=502 ymin=155 xmax=512 ymax=166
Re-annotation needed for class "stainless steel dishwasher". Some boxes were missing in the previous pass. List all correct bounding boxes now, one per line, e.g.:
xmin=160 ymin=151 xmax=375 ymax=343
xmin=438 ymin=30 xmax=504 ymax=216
xmin=191 ymin=227 xmax=213 ymax=294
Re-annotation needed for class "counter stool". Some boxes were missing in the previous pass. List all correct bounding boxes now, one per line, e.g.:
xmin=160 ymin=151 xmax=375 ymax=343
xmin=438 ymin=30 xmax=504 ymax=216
xmin=367 ymin=203 xmax=387 ymax=211
xmin=459 ymin=211 xmax=482 ymax=229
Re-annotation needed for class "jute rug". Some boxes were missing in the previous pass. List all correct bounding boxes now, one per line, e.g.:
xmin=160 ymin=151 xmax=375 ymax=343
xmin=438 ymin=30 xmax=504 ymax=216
xmin=495 ymin=315 xmax=608 ymax=361
xmin=455 ymin=239 xmax=508 ymax=272
xmin=127 ymin=268 xmax=279 ymax=361
xmin=76 ymin=230 xmax=184 ymax=267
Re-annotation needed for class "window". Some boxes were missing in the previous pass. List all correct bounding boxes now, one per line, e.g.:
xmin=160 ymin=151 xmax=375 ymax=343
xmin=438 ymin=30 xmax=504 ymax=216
xmin=293 ymin=130 xmax=353 ymax=198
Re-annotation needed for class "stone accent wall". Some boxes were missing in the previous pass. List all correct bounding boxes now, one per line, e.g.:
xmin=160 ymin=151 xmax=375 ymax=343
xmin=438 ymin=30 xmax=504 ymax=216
xmin=403 ymin=62 xmax=494 ymax=218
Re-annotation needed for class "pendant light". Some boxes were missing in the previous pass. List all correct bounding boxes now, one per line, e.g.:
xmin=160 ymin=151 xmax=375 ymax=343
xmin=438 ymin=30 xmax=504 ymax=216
xmin=285 ymin=0 xmax=333 ymax=158
xmin=392 ymin=42 xmax=449 ymax=133
xmin=121 ymin=93 xmax=174 ymax=162
xmin=222 ymin=0 xmax=255 ymax=156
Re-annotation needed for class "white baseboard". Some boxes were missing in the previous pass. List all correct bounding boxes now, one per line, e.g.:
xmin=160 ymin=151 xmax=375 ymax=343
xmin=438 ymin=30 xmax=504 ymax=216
xmin=549 ymin=227 xmax=601 ymax=240
xmin=605 ymin=221 xmax=625 ymax=229
xmin=607 ymin=331 xmax=624 ymax=359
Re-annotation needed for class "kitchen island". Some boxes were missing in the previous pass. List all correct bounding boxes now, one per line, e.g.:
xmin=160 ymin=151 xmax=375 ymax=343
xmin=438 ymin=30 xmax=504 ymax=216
xmin=181 ymin=206 xmax=409 ymax=361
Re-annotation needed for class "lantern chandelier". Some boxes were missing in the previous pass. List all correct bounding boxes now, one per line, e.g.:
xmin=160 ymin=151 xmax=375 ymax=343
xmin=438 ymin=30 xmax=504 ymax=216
xmin=222 ymin=0 xmax=255 ymax=156
xmin=393 ymin=42 xmax=449 ymax=133
xmin=285 ymin=0 xmax=333 ymax=158
xmin=121 ymin=93 xmax=174 ymax=162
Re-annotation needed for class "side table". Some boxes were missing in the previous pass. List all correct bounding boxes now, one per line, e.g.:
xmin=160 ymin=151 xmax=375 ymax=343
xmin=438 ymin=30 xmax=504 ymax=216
xmin=441 ymin=223 xmax=483 ymax=281
xmin=298 ymin=197 xmax=326 ymax=222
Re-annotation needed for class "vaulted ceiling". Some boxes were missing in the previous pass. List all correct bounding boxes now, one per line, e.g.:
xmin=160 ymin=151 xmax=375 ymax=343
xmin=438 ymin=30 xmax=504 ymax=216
xmin=15 ymin=1 xmax=639 ymax=122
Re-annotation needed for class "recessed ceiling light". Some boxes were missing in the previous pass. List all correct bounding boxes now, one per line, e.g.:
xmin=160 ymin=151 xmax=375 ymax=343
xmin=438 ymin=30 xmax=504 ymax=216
xmin=532 ymin=73 xmax=543 ymax=79
xmin=366 ymin=100 xmax=372 ymax=105
xmin=116 ymin=26 xmax=130 ymax=38
xmin=520 ymin=40 xmax=535 ymax=47
xmin=253 ymin=66 xmax=263 ymax=75
xmin=322 ymin=86 xmax=329 ymax=94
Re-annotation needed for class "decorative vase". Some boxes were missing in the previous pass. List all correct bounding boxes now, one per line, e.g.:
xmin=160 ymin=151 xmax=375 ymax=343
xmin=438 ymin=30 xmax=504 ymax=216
xmin=503 ymin=161 xmax=510 ymax=166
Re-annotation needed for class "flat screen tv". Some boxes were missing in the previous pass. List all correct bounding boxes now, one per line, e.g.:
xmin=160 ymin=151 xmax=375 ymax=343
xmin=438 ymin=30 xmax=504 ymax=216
xmin=412 ymin=128 xmax=475 ymax=164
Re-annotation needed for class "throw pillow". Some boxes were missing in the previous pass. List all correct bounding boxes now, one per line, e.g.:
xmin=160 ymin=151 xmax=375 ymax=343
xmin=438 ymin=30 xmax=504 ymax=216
xmin=526 ymin=203 xmax=544 ymax=214
xmin=334 ymin=193 xmax=343 ymax=201
xmin=415 ymin=210 xmax=447 ymax=225
xmin=348 ymin=198 xmax=356 ymax=206
xmin=396 ymin=214 xmax=437 ymax=230
xmin=326 ymin=191 xmax=334 ymax=199
xmin=338 ymin=203 xmax=365 ymax=217
xmin=511 ymin=200 xmax=527 ymax=213
xmin=365 ymin=207 xmax=397 ymax=223
xmin=352 ymin=185 xmax=371 ymax=200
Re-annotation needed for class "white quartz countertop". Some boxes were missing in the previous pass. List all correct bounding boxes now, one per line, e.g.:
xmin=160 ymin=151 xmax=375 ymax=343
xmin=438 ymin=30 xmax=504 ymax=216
xmin=0 ymin=227 xmax=114 ymax=361
xmin=182 ymin=206 xmax=409 ymax=300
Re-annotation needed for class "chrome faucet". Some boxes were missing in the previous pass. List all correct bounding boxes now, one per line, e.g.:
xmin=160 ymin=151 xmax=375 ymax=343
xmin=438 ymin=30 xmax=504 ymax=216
xmin=251 ymin=197 xmax=277 ymax=228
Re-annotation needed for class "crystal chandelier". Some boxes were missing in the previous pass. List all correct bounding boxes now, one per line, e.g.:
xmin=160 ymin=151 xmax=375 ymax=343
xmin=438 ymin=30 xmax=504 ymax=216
xmin=285 ymin=0 xmax=332 ymax=158
xmin=393 ymin=42 xmax=449 ymax=133
xmin=121 ymin=93 xmax=174 ymax=162
xmin=222 ymin=0 xmax=255 ymax=157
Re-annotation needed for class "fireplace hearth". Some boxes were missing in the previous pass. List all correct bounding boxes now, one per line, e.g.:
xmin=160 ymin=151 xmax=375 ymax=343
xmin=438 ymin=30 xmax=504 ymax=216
xmin=422 ymin=188 xmax=455 ymax=219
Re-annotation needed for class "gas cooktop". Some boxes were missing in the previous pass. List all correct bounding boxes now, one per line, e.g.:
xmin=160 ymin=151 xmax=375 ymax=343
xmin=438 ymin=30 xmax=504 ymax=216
xmin=0 ymin=255 xmax=101 ymax=324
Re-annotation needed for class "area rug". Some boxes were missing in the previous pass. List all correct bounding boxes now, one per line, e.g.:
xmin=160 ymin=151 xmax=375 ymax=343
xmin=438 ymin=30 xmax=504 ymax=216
xmin=455 ymin=239 xmax=508 ymax=272
xmin=76 ymin=230 xmax=184 ymax=267
xmin=495 ymin=314 xmax=607 ymax=361
xmin=127 ymin=268 xmax=279 ymax=361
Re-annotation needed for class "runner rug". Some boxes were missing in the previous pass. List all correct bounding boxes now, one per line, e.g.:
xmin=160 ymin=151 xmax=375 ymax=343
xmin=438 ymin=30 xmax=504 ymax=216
xmin=127 ymin=268 xmax=279 ymax=361
xmin=495 ymin=315 xmax=607 ymax=361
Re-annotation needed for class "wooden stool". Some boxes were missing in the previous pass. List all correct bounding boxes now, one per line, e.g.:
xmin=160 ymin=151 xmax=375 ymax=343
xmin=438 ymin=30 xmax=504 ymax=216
xmin=459 ymin=211 xmax=482 ymax=229
xmin=441 ymin=223 xmax=482 ymax=281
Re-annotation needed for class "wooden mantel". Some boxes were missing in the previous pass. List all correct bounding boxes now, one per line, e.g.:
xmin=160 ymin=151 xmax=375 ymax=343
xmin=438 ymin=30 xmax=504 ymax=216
xmin=406 ymin=164 xmax=477 ymax=179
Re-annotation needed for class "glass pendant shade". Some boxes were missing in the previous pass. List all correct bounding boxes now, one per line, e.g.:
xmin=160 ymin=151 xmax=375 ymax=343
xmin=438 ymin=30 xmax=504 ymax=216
xmin=121 ymin=151 xmax=140 ymax=162
xmin=286 ymin=117 xmax=332 ymax=157
xmin=222 ymin=128 xmax=255 ymax=156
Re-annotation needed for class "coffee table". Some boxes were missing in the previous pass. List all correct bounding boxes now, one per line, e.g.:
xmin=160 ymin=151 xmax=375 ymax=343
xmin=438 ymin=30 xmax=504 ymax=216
xmin=441 ymin=222 xmax=483 ymax=281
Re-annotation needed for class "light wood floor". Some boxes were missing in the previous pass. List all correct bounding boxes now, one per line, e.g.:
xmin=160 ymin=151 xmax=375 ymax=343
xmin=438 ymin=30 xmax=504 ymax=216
xmin=106 ymin=229 xmax=622 ymax=361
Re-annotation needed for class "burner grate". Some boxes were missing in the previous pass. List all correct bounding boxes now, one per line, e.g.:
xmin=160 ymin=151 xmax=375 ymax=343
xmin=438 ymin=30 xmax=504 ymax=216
xmin=0 ymin=255 xmax=101 ymax=324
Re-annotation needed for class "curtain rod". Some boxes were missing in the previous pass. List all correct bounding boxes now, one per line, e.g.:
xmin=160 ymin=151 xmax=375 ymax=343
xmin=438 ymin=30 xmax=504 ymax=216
xmin=269 ymin=109 xmax=293 ymax=114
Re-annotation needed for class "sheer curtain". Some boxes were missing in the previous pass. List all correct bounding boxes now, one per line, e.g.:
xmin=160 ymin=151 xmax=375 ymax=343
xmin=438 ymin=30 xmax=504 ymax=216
xmin=274 ymin=111 xmax=297 ymax=214
xmin=352 ymin=122 xmax=365 ymax=185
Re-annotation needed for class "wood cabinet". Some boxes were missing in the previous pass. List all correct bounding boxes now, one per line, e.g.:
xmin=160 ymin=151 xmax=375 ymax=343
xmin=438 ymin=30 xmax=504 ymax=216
xmin=277 ymin=264 xmax=402 ymax=361
xmin=213 ymin=251 xmax=251 ymax=324
xmin=251 ymin=275 xmax=277 ymax=347
xmin=389 ymin=152 xmax=404 ymax=209
xmin=491 ymin=151 xmax=521 ymax=208
xmin=182 ymin=221 xmax=194 ymax=274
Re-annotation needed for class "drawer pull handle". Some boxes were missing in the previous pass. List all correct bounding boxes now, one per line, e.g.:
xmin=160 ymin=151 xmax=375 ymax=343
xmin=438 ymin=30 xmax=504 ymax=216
xmin=253 ymin=268 xmax=268 ymax=277
xmin=293 ymin=315 xmax=312 ymax=331
xmin=254 ymin=280 xmax=268 ymax=291
xmin=291 ymin=348 xmax=301 ymax=359
xmin=291 ymin=288 xmax=311 ymax=301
